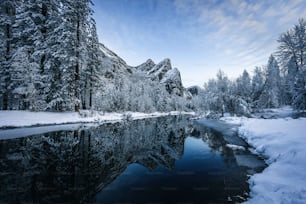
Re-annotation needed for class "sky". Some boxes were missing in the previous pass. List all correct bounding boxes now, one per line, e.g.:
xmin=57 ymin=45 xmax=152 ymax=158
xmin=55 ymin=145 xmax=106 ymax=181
xmin=92 ymin=0 xmax=306 ymax=87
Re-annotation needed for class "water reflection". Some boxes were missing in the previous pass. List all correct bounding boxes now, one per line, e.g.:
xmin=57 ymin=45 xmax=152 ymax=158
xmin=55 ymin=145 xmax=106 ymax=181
xmin=0 ymin=116 xmax=265 ymax=203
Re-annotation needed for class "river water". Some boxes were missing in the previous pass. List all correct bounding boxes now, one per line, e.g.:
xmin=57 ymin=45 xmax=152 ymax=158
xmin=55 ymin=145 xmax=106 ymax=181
xmin=0 ymin=116 xmax=265 ymax=203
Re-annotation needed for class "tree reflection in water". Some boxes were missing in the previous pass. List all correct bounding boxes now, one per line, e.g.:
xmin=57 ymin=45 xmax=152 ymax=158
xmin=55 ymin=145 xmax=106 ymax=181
xmin=0 ymin=116 xmax=265 ymax=203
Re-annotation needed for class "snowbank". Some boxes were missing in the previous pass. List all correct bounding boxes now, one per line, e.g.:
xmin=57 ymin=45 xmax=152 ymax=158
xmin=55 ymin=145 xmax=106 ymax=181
xmin=0 ymin=110 xmax=195 ymax=128
xmin=223 ymin=116 xmax=306 ymax=203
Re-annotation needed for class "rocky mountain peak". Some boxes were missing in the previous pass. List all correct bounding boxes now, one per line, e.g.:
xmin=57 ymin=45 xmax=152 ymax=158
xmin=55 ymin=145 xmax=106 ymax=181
xmin=135 ymin=59 xmax=155 ymax=72
xmin=161 ymin=68 xmax=184 ymax=96
xmin=147 ymin=58 xmax=172 ymax=80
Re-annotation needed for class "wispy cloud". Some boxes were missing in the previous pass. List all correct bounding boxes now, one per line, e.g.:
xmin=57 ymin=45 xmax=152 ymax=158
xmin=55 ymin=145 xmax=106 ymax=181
xmin=173 ymin=0 xmax=306 ymax=82
xmin=93 ymin=0 xmax=306 ymax=86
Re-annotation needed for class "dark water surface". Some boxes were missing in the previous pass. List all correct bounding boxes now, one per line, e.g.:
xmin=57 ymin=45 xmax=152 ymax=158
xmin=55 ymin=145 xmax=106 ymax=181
xmin=0 ymin=116 xmax=265 ymax=204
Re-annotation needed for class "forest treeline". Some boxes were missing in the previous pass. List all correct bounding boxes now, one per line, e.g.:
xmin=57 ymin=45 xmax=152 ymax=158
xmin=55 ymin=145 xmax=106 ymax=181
xmin=0 ymin=0 xmax=305 ymax=114
xmin=192 ymin=19 xmax=306 ymax=116
xmin=0 ymin=0 xmax=190 ymax=113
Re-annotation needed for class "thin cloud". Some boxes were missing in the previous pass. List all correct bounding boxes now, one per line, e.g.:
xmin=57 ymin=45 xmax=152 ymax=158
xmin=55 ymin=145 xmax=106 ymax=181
xmin=93 ymin=0 xmax=306 ymax=86
xmin=174 ymin=0 xmax=306 ymax=71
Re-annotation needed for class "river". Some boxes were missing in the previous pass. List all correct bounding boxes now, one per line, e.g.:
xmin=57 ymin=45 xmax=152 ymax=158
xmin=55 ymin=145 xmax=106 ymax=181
xmin=0 ymin=115 xmax=266 ymax=203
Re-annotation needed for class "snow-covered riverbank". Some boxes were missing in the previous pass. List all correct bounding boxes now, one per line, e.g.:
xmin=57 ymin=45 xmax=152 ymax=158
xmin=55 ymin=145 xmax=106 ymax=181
xmin=223 ymin=116 xmax=306 ymax=203
xmin=0 ymin=110 xmax=195 ymax=128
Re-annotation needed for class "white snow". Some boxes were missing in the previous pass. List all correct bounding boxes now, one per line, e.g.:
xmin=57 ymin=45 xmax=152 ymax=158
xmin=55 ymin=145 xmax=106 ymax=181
xmin=160 ymin=68 xmax=181 ymax=84
xmin=0 ymin=123 xmax=103 ymax=140
xmin=147 ymin=58 xmax=171 ymax=76
xmin=223 ymin=116 xmax=306 ymax=203
xmin=0 ymin=110 xmax=195 ymax=129
xmin=226 ymin=144 xmax=246 ymax=151
xmin=252 ymin=106 xmax=296 ymax=119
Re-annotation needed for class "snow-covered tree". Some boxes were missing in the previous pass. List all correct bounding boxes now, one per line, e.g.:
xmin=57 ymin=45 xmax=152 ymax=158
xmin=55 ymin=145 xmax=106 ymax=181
xmin=57 ymin=0 xmax=95 ymax=112
xmin=0 ymin=0 xmax=19 ymax=110
xmin=32 ymin=0 xmax=60 ymax=111
xmin=278 ymin=18 xmax=306 ymax=110
xmin=81 ymin=18 xmax=101 ymax=110
xmin=251 ymin=66 xmax=265 ymax=109
xmin=258 ymin=55 xmax=281 ymax=108
xmin=9 ymin=47 xmax=38 ymax=110
xmin=201 ymin=70 xmax=233 ymax=116
xmin=236 ymin=70 xmax=252 ymax=102
xmin=9 ymin=0 xmax=48 ymax=110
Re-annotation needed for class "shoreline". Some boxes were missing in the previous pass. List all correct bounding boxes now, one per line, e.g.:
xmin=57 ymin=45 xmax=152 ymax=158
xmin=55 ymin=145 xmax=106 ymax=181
xmin=0 ymin=110 xmax=195 ymax=129
xmin=222 ymin=116 xmax=306 ymax=203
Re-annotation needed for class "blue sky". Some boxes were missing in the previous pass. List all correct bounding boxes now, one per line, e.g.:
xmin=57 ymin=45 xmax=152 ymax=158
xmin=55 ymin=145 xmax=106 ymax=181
xmin=92 ymin=0 xmax=306 ymax=87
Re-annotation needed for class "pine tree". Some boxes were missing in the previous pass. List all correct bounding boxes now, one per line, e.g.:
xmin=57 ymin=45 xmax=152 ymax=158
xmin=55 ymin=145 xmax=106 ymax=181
xmin=0 ymin=0 xmax=19 ymax=110
xmin=59 ymin=0 xmax=94 ymax=112
xmin=258 ymin=55 xmax=281 ymax=108
xmin=31 ymin=0 xmax=59 ymax=111
xmin=8 ymin=0 xmax=40 ymax=110
xmin=38 ymin=0 xmax=74 ymax=111
xmin=251 ymin=66 xmax=265 ymax=108
xmin=236 ymin=70 xmax=252 ymax=102
xmin=81 ymin=17 xmax=100 ymax=110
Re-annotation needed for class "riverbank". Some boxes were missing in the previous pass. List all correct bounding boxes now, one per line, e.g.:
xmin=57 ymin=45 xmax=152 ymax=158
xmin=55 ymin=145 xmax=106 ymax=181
xmin=222 ymin=115 xmax=306 ymax=203
xmin=0 ymin=110 xmax=195 ymax=129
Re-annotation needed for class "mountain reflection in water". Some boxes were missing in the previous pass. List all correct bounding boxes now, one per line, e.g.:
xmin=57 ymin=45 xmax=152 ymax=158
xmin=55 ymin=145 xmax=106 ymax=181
xmin=0 ymin=116 xmax=265 ymax=203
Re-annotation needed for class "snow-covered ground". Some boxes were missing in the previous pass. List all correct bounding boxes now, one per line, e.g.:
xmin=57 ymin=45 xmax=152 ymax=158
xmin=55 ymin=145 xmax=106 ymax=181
xmin=223 ymin=112 xmax=306 ymax=203
xmin=0 ymin=110 xmax=195 ymax=129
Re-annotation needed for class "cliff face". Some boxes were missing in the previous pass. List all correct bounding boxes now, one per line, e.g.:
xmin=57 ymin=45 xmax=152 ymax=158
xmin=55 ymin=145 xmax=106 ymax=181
xmin=98 ymin=43 xmax=186 ymax=98
xmin=98 ymin=43 xmax=134 ymax=79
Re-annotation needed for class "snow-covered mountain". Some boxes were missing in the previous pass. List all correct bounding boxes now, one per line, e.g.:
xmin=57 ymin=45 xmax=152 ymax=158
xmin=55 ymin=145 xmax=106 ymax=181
xmin=137 ymin=58 xmax=184 ymax=96
xmin=94 ymin=43 xmax=192 ymax=112
xmin=98 ymin=43 xmax=186 ymax=98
